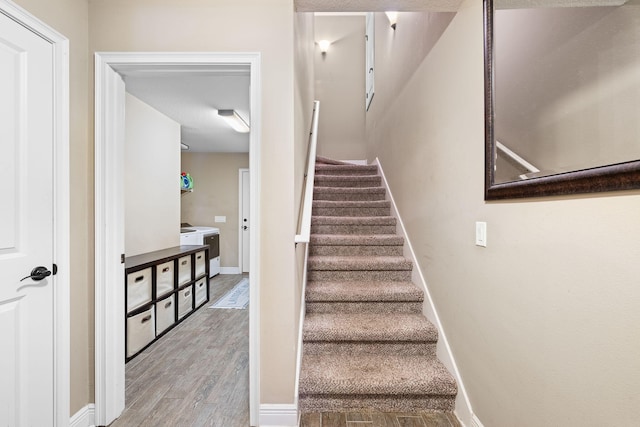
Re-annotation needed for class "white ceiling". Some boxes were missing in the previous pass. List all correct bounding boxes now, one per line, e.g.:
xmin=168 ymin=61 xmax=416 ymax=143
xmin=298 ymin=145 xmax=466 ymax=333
xmin=123 ymin=65 xmax=250 ymax=153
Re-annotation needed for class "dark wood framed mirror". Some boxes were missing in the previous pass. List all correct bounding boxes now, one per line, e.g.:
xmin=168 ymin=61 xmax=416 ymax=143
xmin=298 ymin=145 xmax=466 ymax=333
xmin=484 ymin=0 xmax=640 ymax=200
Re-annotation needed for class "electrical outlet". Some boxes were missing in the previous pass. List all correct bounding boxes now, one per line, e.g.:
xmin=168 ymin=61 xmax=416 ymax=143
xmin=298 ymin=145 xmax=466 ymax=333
xmin=475 ymin=221 xmax=487 ymax=247
xmin=215 ymin=216 xmax=226 ymax=223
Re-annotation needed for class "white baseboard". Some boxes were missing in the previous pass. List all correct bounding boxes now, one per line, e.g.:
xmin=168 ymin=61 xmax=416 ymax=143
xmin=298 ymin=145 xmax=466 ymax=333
xmin=220 ymin=267 xmax=241 ymax=274
xmin=470 ymin=414 xmax=485 ymax=427
xmin=374 ymin=158 xmax=474 ymax=425
xmin=70 ymin=404 xmax=95 ymax=427
xmin=259 ymin=404 xmax=298 ymax=426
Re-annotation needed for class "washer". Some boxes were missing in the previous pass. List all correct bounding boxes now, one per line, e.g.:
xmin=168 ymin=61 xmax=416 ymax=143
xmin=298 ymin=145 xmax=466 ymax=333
xmin=180 ymin=226 xmax=220 ymax=277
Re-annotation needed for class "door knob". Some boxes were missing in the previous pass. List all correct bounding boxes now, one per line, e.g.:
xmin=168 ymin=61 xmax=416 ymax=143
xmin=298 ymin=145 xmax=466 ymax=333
xmin=243 ymin=226 xmax=248 ymax=230
xmin=20 ymin=266 xmax=52 ymax=282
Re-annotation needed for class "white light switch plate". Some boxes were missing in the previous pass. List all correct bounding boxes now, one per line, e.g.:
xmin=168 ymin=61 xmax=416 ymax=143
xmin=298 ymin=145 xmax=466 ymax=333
xmin=215 ymin=216 xmax=226 ymax=223
xmin=476 ymin=221 xmax=487 ymax=247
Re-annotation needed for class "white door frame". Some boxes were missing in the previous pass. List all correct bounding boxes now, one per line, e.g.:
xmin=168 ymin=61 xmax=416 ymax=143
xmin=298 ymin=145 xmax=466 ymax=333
xmin=0 ymin=1 xmax=70 ymax=425
xmin=238 ymin=168 xmax=249 ymax=273
xmin=94 ymin=52 xmax=261 ymax=426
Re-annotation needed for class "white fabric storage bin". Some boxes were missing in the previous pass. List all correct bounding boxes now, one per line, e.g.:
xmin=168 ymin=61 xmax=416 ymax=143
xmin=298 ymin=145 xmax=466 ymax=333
xmin=127 ymin=267 xmax=152 ymax=313
xmin=194 ymin=251 xmax=206 ymax=278
xmin=177 ymin=285 xmax=193 ymax=319
xmin=178 ymin=255 xmax=191 ymax=286
xmin=155 ymin=294 xmax=175 ymax=335
xmin=155 ymin=261 xmax=174 ymax=298
xmin=126 ymin=307 xmax=155 ymax=358
xmin=194 ymin=278 xmax=207 ymax=307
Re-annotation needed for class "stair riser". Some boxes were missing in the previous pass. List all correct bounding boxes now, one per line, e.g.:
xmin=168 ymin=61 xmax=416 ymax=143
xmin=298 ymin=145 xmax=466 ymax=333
xmin=310 ymin=245 xmax=403 ymax=256
xmin=312 ymin=207 xmax=390 ymax=217
xmin=311 ymin=225 xmax=396 ymax=235
xmin=314 ymin=178 xmax=382 ymax=188
xmin=302 ymin=341 xmax=436 ymax=356
xmin=298 ymin=395 xmax=455 ymax=413
xmin=305 ymin=301 xmax=423 ymax=314
xmin=314 ymin=192 xmax=386 ymax=202
xmin=308 ymin=270 xmax=412 ymax=281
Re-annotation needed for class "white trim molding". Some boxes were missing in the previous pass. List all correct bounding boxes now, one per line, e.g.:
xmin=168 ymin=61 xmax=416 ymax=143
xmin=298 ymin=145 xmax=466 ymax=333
xmin=259 ymin=404 xmax=298 ymax=427
xmin=0 ymin=1 xmax=71 ymax=425
xmin=374 ymin=158 xmax=474 ymax=425
xmin=94 ymin=52 xmax=262 ymax=426
xmin=70 ymin=404 xmax=95 ymax=427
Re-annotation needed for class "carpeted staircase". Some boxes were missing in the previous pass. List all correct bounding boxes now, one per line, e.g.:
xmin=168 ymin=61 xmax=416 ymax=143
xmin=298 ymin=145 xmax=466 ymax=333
xmin=298 ymin=157 xmax=457 ymax=414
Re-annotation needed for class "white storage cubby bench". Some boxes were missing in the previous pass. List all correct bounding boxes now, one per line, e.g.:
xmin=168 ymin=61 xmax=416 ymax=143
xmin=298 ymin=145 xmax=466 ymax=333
xmin=124 ymin=245 xmax=210 ymax=361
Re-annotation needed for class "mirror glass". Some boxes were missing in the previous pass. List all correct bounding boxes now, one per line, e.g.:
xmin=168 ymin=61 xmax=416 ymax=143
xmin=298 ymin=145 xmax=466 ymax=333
xmin=487 ymin=0 xmax=640 ymax=195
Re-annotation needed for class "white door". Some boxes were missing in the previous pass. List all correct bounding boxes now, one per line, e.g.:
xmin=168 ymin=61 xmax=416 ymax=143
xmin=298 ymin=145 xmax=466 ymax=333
xmin=0 ymin=10 xmax=56 ymax=426
xmin=240 ymin=169 xmax=250 ymax=273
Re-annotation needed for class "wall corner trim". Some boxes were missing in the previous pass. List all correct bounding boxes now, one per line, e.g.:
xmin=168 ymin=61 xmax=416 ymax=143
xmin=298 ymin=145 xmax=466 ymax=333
xmin=373 ymin=157 xmax=474 ymax=425
xmin=259 ymin=404 xmax=298 ymax=426
xmin=70 ymin=404 xmax=96 ymax=427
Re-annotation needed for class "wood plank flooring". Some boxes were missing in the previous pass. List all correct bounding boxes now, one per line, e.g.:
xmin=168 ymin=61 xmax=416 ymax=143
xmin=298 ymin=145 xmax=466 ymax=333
xmin=299 ymin=411 xmax=462 ymax=427
xmin=110 ymin=274 xmax=250 ymax=427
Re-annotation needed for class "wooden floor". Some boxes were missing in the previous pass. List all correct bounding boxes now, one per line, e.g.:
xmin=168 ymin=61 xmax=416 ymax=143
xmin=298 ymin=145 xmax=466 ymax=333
xmin=110 ymin=274 xmax=463 ymax=427
xmin=110 ymin=274 xmax=250 ymax=427
xmin=300 ymin=412 xmax=462 ymax=427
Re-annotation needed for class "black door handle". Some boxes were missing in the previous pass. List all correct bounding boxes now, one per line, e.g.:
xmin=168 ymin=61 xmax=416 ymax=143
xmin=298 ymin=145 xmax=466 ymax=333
xmin=243 ymin=226 xmax=248 ymax=230
xmin=20 ymin=266 xmax=52 ymax=282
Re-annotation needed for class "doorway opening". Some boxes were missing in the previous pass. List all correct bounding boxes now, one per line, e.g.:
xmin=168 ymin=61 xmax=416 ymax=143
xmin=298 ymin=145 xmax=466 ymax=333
xmin=94 ymin=52 xmax=261 ymax=426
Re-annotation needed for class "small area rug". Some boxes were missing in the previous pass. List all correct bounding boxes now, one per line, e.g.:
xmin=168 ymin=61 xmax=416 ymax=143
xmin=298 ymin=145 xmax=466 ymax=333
xmin=210 ymin=278 xmax=249 ymax=309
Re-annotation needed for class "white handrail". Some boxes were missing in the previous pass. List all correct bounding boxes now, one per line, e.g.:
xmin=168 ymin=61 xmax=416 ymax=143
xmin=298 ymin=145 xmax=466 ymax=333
xmin=496 ymin=140 xmax=540 ymax=174
xmin=295 ymin=100 xmax=320 ymax=244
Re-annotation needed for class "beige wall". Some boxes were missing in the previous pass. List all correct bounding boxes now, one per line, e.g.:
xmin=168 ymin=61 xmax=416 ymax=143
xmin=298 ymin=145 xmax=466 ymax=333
xmin=124 ymin=93 xmax=180 ymax=256
xmin=294 ymin=12 xmax=316 ymax=329
xmin=314 ymin=16 xmax=367 ymax=160
xmin=12 ymin=0 xmax=92 ymax=414
xmin=180 ymin=152 xmax=249 ymax=268
xmin=366 ymin=2 xmax=640 ymax=426
xmin=89 ymin=0 xmax=298 ymax=405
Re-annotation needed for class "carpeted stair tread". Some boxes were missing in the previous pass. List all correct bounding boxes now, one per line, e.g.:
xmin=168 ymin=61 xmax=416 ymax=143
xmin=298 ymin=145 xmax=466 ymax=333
xmin=312 ymin=200 xmax=391 ymax=217
xmin=315 ymin=164 xmax=379 ymax=175
xmin=308 ymin=256 xmax=412 ymax=271
xmin=313 ymin=200 xmax=391 ymax=208
xmin=315 ymin=175 xmax=381 ymax=188
xmin=310 ymin=234 xmax=404 ymax=246
xmin=306 ymin=280 xmax=423 ymax=303
xmin=304 ymin=312 xmax=437 ymax=342
xmin=311 ymin=216 xmax=396 ymax=226
xmin=314 ymin=187 xmax=386 ymax=202
xmin=299 ymin=353 xmax=457 ymax=396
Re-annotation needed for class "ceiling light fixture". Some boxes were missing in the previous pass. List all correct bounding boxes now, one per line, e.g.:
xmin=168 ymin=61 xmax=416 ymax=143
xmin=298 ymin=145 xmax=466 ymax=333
xmin=180 ymin=142 xmax=189 ymax=150
xmin=218 ymin=109 xmax=250 ymax=133
xmin=318 ymin=40 xmax=331 ymax=54
xmin=385 ymin=11 xmax=398 ymax=30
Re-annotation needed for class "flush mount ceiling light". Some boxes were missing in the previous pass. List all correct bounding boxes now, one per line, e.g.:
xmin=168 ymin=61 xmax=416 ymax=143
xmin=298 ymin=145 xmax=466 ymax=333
xmin=318 ymin=39 xmax=331 ymax=54
xmin=218 ymin=109 xmax=250 ymax=133
xmin=385 ymin=11 xmax=398 ymax=30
